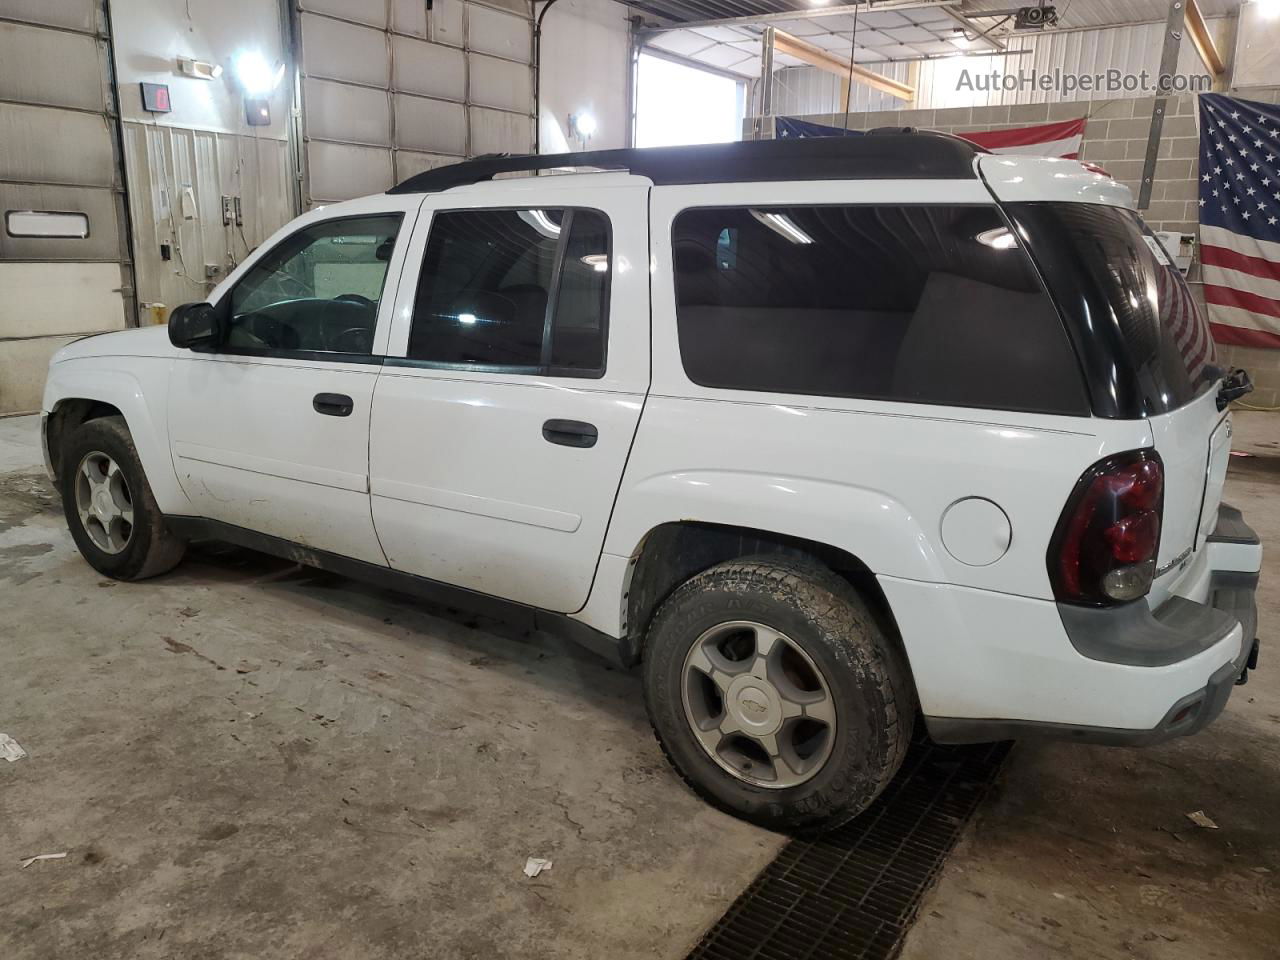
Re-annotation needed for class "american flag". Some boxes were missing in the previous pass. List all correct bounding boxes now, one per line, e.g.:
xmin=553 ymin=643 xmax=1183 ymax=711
xmin=1198 ymin=92 xmax=1280 ymax=349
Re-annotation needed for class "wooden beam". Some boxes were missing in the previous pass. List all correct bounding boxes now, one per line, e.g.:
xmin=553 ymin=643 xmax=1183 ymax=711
xmin=1185 ymin=0 xmax=1225 ymax=76
xmin=773 ymin=29 xmax=916 ymax=102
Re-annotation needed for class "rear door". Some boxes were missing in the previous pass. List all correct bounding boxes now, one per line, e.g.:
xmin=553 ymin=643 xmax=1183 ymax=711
xmin=369 ymin=176 xmax=650 ymax=612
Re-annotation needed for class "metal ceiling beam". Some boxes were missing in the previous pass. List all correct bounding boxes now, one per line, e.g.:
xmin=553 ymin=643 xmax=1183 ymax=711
xmin=773 ymin=27 xmax=917 ymax=100
xmin=941 ymin=7 xmax=1007 ymax=50
xmin=635 ymin=0 xmax=960 ymax=36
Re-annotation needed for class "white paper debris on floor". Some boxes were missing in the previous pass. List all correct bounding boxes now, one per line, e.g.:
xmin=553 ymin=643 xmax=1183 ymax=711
xmin=20 ymin=852 xmax=67 ymax=868
xmin=1186 ymin=810 xmax=1220 ymax=830
xmin=523 ymin=856 xmax=553 ymax=879
xmin=0 ymin=733 xmax=26 ymax=762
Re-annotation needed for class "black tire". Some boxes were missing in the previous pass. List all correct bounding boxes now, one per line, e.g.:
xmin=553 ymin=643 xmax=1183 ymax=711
xmin=60 ymin=415 xmax=186 ymax=581
xmin=643 ymin=555 xmax=914 ymax=833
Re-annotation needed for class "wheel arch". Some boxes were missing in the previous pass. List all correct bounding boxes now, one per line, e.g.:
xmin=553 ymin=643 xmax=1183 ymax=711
xmin=42 ymin=366 xmax=189 ymax=513
xmin=625 ymin=521 xmax=904 ymax=667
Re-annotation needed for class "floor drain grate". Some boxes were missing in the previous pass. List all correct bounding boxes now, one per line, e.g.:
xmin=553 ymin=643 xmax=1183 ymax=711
xmin=687 ymin=738 xmax=1012 ymax=960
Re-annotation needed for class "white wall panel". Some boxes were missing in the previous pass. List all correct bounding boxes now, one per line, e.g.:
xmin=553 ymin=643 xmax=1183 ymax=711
xmin=394 ymin=95 xmax=467 ymax=154
xmin=0 ymin=264 xmax=127 ymax=339
xmin=299 ymin=0 xmax=387 ymax=28
xmin=300 ymin=13 xmax=390 ymax=87
xmin=470 ymin=105 xmax=532 ymax=154
xmin=297 ymin=1 xmax=533 ymax=205
xmin=467 ymin=3 xmax=530 ymax=61
xmin=394 ymin=150 xmax=459 ymax=181
xmin=469 ymin=53 xmax=532 ymax=113
xmin=0 ymin=0 xmax=97 ymax=33
xmin=111 ymin=0 xmax=289 ymax=138
xmin=393 ymin=0 xmax=430 ymax=38
xmin=0 ymin=21 xmax=107 ymax=112
xmin=539 ymin=0 xmax=631 ymax=152
xmin=304 ymin=78 xmax=392 ymax=146
xmin=0 ymin=184 xmax=122 ymax=261
xmin=0 ymin=103 xmax=116 ymax=187
xmin=307 ymin=141 xmax=395 ymax=202
xmin=430 ymin=0 xmax=466 ymax=46
xmin=393 ymin=35 xmax=466 ymax=101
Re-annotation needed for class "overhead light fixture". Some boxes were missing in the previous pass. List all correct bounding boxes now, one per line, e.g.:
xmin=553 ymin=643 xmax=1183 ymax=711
xmin=458 ymin=313 xmax=477 ymax=325
xmin=750 ymin=209 xmax=815 ymax=245
xmin=977 ymin=227 xmax=1018 ymax=249
xmin=580 ymin=254 xmax=609 ymax=272
xmin=1258 ymin=0 xmax=1280 ymax=18
xmin=568 ymin=112 xmax=597 ymax=143
xmin=177 ymin=57 xmax=222 ymax=80
xmin=518 ymin=209 xmax=561 ymax=239
xmin=233 ymin=51 xmax=285 ymax=97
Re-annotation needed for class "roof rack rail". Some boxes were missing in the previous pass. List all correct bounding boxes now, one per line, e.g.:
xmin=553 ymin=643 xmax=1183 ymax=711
xmin=386 ymin=131 xmax=982 ymax=195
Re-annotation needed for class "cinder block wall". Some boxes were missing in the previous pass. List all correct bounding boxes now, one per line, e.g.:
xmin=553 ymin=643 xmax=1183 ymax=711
xmin=778 ymin=87 xmax=1280 ymax=408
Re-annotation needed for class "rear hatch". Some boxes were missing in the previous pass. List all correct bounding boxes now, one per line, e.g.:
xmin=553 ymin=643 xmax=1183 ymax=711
xmin=1000 ymin=198 xmax=1228 ymax=598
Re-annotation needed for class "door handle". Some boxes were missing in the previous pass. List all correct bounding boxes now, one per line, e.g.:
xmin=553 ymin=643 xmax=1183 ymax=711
xmin=313 ymin=392 xmax=354 ymax=417
xmin=542 ymin=419 xmax=598 ymax=448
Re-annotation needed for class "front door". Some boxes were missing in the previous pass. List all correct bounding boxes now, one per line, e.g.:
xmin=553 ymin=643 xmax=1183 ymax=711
xmin=369 ymin=179 xmax=651 ymax=612
xmin=168 ymin=197 xmax=418 ymax=565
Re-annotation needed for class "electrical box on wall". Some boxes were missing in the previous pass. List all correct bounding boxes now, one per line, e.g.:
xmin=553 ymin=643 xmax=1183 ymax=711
xmin=246 ymin=98 xmax=270 ymax=126
xmin=140 ymin=82 xmax=171 ymax=113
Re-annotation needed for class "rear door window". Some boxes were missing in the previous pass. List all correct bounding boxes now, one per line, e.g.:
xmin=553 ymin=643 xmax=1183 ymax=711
xmin=671 ymin=204 xmax=1089 ymax=415
xmin=1005 ymin=202 xmax=1218 ymax=418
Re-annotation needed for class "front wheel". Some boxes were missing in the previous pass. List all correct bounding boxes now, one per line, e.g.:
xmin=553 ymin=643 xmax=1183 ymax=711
xmin=60 ymin=416 xmax=186 ymax=581
xmin=643 ymin=556 xmax=914 ymax=833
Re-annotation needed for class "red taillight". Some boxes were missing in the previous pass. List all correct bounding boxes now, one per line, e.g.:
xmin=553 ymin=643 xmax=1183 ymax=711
xmin=1049 ymin=450 xmax=1164 ymax=605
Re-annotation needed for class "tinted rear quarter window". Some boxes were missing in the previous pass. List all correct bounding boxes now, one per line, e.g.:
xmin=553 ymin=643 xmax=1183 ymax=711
xmin=671 ymin=204 xmax=1089 ymax=415
xmin=1005 ymin=202 xmax=1218 ymax=418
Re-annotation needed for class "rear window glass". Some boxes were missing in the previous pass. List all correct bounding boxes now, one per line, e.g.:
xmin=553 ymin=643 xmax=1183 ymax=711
xmin=1005 ymin=202 xmax=1218 ymax=418
xmin=671 ymin=204 xmax=1088 ymax=416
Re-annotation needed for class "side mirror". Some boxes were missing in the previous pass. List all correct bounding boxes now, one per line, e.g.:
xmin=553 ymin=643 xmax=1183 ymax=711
xmin=168 ymin=302 xmax=225 ymax=350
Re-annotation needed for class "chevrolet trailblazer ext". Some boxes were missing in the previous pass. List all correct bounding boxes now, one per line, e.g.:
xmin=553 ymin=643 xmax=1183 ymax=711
xmin=42 ymin=134 xmax=1262 ymax=831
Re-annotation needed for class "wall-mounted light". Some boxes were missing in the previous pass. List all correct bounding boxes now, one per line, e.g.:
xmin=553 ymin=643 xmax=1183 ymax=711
xmin=177 ymin=57 xmax=223 ymax=80
xmin=568 ymin=112 xmax=597 ymax=144
xmin=233 ymin=50 xmax=285 ymax=97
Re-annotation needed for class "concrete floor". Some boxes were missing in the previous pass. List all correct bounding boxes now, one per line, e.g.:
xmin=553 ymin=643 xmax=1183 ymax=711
xmin=1 ymin=411 xmax=1277 ymax=959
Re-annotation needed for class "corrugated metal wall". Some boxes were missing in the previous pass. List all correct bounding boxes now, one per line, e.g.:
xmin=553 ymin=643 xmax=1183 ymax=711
xmin=768 ymin=60 xmax=913 ymax=118
xmin=0 ymin=0 xmax=131 ymax=414
xmin=121 ymin=126 xmax=292 ymax=317
xmin=771 ymin=18 xmax=1231 ymax=117
xmin=295 ymin=0 xmax=534 ymax=205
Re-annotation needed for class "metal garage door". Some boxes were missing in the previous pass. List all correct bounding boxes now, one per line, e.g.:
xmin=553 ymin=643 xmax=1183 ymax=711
xmin=294 ymin=0 xmax=534 ymax=205
xmin=0 ymin=0 xmax=132 ymax=414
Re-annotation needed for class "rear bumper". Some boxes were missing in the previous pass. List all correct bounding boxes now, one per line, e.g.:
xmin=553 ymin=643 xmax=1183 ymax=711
xmin=911 ymin=503 xmax=1261 ymax=746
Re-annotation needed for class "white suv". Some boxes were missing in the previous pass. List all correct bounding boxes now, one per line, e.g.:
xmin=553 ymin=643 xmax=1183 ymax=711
xmin=41 ymin=133 xmax=1262 ymax=832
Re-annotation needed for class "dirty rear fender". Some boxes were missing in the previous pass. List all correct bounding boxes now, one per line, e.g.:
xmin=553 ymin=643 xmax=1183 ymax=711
xmin=42 ymin=358 xmax=189 ymax=515
xmin=602 ymin=468 xmax=945 ymax=582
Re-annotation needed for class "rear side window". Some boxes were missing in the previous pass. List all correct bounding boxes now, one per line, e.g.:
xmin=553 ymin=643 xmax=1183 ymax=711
xmin=1006 ymin=202 xmax=1218 ymax=418
xmin=407 ymin=208 xmax=610 ymax=376
xmin=672 ymin=205 xmax=1088 ymax=415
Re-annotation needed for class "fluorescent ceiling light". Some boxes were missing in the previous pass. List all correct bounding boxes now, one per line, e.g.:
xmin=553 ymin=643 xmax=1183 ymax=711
xmin=458 ymin=313 xmax=477 ymax=325
xmin=750 ymin=209 xmax=814 ymax=245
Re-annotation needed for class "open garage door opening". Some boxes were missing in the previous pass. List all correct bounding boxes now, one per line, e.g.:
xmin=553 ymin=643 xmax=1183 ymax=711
xmin=636 ymin=53 xmax=744 ymax=148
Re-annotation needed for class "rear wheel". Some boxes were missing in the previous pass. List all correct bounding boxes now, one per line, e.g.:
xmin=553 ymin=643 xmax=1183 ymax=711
xmin=643 ymin=556 xmax=913 ymax=833
xmin=60 ymin=416 xmax=185 ymax=580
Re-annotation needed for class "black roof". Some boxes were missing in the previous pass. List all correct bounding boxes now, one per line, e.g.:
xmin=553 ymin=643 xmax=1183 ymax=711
xmin=387 ymin=130 xmax=983 ymax=195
